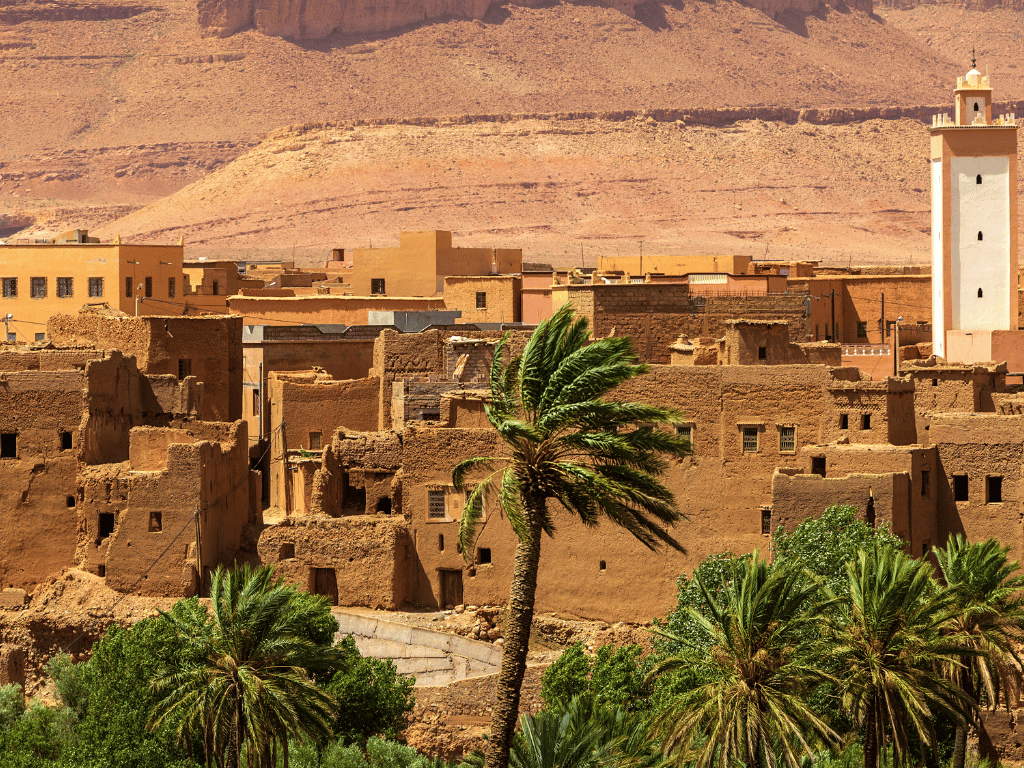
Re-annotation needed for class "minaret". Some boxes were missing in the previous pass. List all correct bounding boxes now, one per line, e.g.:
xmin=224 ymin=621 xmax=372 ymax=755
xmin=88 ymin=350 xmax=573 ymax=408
xmin=930 ymin=59 xmax=1018 ymax=361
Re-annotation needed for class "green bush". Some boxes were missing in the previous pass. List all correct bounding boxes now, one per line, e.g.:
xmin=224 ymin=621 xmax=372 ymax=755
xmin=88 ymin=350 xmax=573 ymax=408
xmin=540 ymin=643 xmax=649 ymax=711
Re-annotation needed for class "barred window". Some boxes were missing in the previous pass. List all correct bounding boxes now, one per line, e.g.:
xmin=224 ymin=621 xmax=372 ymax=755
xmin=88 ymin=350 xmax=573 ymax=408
xmin=30 ymin=277 xmax=46 ymax=299
xmin=427 ymin=489 xmax=446 ymax=519
xmin=676 ymin=424 xmax=692 ymax=442
xmin=168 ymin=277 xmax=176 ymax=299
xmin=2 ymin=278 xmax=16 ymax=298
xmin=57 ymin=277 xmax=73 ymax=298
xmin=742 ymin=427 xmax=758 ymax=453
xmin=88 ymin=277 xmax=103 ymax=297
xmin=780 ymin=426 xmax=796 ymax=452
xmin=476 ymin=292 xmax=487 ymax=309
xmin=465 ymin=488 xmax=482 ymax=516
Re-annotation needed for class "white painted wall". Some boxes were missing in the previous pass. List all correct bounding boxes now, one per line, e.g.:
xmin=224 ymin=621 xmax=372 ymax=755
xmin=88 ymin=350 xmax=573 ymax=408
xmin=931 ymin=158 xmax=945 ymax=356
xmin=950 ymin=155 xmax=1011 ymax=332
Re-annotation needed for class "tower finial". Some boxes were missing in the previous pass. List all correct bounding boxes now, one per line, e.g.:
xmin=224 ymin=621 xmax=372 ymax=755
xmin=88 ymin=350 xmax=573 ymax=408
xmin=972 ymin=46 xmax=977 ymax=70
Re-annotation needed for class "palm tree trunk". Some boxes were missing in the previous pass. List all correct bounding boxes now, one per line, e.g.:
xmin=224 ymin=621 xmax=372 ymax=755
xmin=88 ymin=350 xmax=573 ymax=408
xmin=953 ymin=663 xmax=974 ymax=768
xmin=484 ymin=494 xmax=544 ymax=768
xmin=864 ymin=692 xmax=878 ymax=768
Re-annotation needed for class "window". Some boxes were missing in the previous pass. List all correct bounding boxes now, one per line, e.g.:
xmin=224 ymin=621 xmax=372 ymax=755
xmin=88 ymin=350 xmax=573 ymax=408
xmin=921 ymin=469 xmax=930 ymax=497
xmin=857 ymin=321 xmax=868 ymax=338
xmin=476 ymin=291 xmax=487 ymax=309
xmin=2 ymin=278 xmax=16 ymax=298
xmin=371 ymin=278 xmax=386 ymax=295
xmin=599 ymin=560 xmax=607 ymax=571
xmin=6 ymin=333 xmax=13 ymax=342
xmin=438 ymin=534 xmax=444 ymax=552
xmin=88 ymin=277 xmax=103 ymax=297
xmin=742 ymin=426 xmax=758 ymax=453
xmin=98 ymin=513 xmax=115 ymax=542
xmin=477 ymin=547 xmax=492 ymax=565
xmin=420 ymin=409 xmax=440 ymax=421
xmin=922 ymin=539 xmax=931 ymax=557
xmin=974 ymin=102 xmax=980 ymax=112
xmin=145 ymin=276 xmax=153 ymax=298
xmin=309 ymin=431 xmax=322 ymax=451
xmin=126 ymin=277 xmax=132 ymax=298
xmin=1 ymin=433 xmax=16 ymax=458
xmin=977 ymin=174 xmax=983 ymax=184
xmin=758 ymin=346 xmax=767 ymax=360
xmin=978 ymin=231 xmax=984 ymax=241
xmin=60 ymin=431 xmax=72 ymax=450
xmin=252 ymin=388 xmax=260 ymax=415
xmin=427 ymin=489 xmax=446 ymax=519
xmin=30 ymin=277 xmax=46 ymax=298
xmin=987 ymin=476 xmax=1003 ymax=504
xmin=177 ymin=358 xmax=192 ymax=380
xmin=932 ymin=378 xmax=938 ymax=387
xmin=954 ymin=474 xmax=969 ymax=502
xmin=812 ymin=456 xmax=826 ymax=477
xmin=861 ymin=414 xmax=872 ymax=430
xmin=168 ymin=277 xmax=176 ymax=298
xmin=840 ymin=414 xmax=849 ymax=430
xmin=978 ymin=288 xmax=984 ymax=298
xmin=57 ymin=277 xmax=73 ymax=298
xmin=676 ymin=424 xmax=692 ymax=444
xmin=780 ymin=426 xmax=795 ymax=453
xmin=66 ymin=495 xmax=76 ymax=508
xmin=212 ymin=280 xmax=219 ymax=296
xmin=34 ymin=333 xmax=44 ymax=342
xmin=149 ymin=511 xmax=163 ymax=532
xmin=279 ymin=543 xmax=295 ymax=560
xmin=761 ymin=507 xmax=772 ymax=535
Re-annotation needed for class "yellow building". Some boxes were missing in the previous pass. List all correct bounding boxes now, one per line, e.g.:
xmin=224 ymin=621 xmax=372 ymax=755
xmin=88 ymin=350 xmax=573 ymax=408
xmin=349 ymin=231 xmax=522 ymax=297
xmin=0 ymin=233 xmax=187 ymax=341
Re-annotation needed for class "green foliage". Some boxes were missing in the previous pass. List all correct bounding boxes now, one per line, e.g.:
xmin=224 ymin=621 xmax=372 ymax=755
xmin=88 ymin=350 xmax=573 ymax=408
xmin=0 ymin=683 xmax=25 ymax=731
xmin=325 ymin=636 xmax=415 ymax=745
xmin=45 ymin=652 xmax=91 ymax=716
xmin=772 ymin=504 xmax=905 ymax=601
xmin=540 ymin=643 xmax=649 ymax=712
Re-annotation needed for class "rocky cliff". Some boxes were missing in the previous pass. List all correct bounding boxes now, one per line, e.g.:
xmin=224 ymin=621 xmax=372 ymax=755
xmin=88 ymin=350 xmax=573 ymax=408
xmin=197 ymin=0 xmax=872 ymax=39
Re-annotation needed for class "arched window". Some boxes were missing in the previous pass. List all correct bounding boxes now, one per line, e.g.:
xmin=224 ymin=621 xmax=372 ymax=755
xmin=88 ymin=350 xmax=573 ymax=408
xmin=978 ymin=288 xmax=984 ymax=298
xmin=978 ymin=231 xmax=984 ymax=241
xmin=977 ymin=174 xmax=983 ymax=184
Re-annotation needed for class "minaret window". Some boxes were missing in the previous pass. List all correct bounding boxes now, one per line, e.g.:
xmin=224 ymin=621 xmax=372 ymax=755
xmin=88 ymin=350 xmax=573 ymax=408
xmin=977 ymin=174 xmax=983 ymax=184
xmin=978 ymin=288 xmax=984 ymax=298
xmin=978 ymin=231 xmax=984 ymax=241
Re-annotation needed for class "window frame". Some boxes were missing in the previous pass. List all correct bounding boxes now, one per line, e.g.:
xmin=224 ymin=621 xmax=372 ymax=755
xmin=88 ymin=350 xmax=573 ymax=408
xmin=88 ymin=277 xmax=104 ymax=298
xmin=30 ymin=277 xmax=47 ymax=299
xmin=2 ymin=278 xmax=17 ymax=298
xmin=779 ymin=425 xmax=796 ymax=453
xmin=475 ymin=291 xmax=487 ymax=310
xmin=168 ymin=277 xmax=176 ymax=299
xmin=57 ymin=277 xmax=74 ymax=298
xmin=741 ymin=426 xmax=759 ymax=454
xmin=427 ymin=488 xmax=447 ymax=520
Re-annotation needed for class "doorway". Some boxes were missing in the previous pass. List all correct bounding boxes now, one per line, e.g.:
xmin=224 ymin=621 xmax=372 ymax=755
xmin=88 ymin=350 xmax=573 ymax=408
xmin=439 ymin=569 xmax=463 ymax=608
xmin=310 ymin=568 xmax=339 ymax=606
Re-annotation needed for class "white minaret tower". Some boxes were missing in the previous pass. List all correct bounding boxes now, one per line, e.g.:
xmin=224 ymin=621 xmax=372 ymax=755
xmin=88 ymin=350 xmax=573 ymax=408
xmin=931 ymin=57 xmax=1019 ymax=363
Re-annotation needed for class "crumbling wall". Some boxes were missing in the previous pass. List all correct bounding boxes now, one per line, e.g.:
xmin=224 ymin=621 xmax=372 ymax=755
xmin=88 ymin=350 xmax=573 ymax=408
xmin=257 ymin=516 xmax=413 ymax=609
xmin=311 ymin=430 xmax=403 ymax=517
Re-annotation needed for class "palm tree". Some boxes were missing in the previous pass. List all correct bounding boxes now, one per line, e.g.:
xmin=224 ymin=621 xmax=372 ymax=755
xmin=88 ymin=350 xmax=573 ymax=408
xmin=934 ymin=535 xmax=1024 ymax=768
xmin=149 ymin=564 xmax=343 ymax=768
xmin=453 ymin=304 xmax=691 ymax=768
xmin=508 ymin=697 xmax=622 ymax=768
xmin=830 ymin=544 xmax=973 ymax=768
xmin=646 ymin=554 xmax=839 ymax=768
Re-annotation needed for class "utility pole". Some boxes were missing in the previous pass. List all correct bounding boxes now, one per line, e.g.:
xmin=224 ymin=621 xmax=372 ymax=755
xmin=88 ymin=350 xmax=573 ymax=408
xmin=639 ymin=240 xmax=644 ymax=279
xmin=830 ymin=288 xmax=836 ymax=342
xmin=3 ymin=313 xmax=12 ymax=342
xmin=894 ymin=316 xmax=903 ymax=377
xmin=193 ymin=504 xmax=203 ymax=597
xmin=880 ymin=292 xmax=886 ymax=339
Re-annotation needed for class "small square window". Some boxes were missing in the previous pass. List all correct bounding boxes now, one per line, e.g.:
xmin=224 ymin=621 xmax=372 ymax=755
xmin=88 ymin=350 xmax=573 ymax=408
xmin=30 ymin=277 xmax=46 ymax=299
xmin=125 ymin=277 xmax=133 ymax=298
xmin=57 ymin=277 xmax=73 ymax=298
xmin=840 ymin=414 xmax=849 ymax=430
xmin=758 ymin=346 xmax=767 ymax=360
xmin=145 ymin=276 xmax=153 ymax=298
xmin=279 ymin=543 xmax=295 ymax=560
xmin=371 ymin=278 xmax=386 ymax=295
xmin=812 ymin=456 xmax=826 ymax=477
xmin=476 ymin=292 xmax=487 ymax=309
xmin=60 ymin=431 xmax=72 ymax=450
xmin=742 ymin=427 xmax=758 ymax=453
xmin=88 ymin=277 xmax=103 ymax=297
xmin=178 ymin=359 xmax=192 ymax=380
xmin=0 ymin=433 xmax=16 ymax=458
xmin=34 ymin=333 xmax=44 ymax=342
xmin=309 ymin=431 xmax=322 ymax=451
xmin=862 ymin=414 xmax=872 ymax=430
xmin=987 ymin=476 xmax=1003 ymax=504
xmin=149 ymin=511 xmax=163 ymax=532
xmin=6 ymin=333 xmax=14 ymax=342
xmin=2 ymin=278 xmax=16 ymax=298
xmin=427 ymin=489 xmax=446 ymax=519
xmin=761 ymin=507 xmax=772 ymax=535
xmin=477 ymin=547 xmax=492 ymax=565
xmin=168 ymin=277 xmax=176 ymax=299
xmin=676 ymin=424 xmax=692 ymax=443
xmin=856 ymin=321 xmax=868 ymax=338
xmin=921 ymin=469 xmax=930 ymax=497
xmin=779 ymin=426 xmax=795 ymax=453
xmin=954 ymin=474 xmax=969 ymax=502
xmin=932 ymin=378 xmax=938 ymax=387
